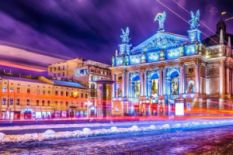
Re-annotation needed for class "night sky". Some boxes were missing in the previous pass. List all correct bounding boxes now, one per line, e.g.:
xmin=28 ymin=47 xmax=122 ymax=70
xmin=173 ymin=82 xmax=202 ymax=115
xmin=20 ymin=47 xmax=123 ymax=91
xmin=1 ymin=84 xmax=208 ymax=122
xmin=0 ymin=0 xmax=232 ymax=64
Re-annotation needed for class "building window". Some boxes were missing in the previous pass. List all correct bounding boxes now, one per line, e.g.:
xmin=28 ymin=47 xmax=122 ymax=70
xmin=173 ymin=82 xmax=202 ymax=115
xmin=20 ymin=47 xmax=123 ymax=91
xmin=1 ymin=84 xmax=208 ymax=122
xmin=27 ymin=88 xmax=30 ymax=94
xmin=2 ymin=98 xmax=6 ymax=105
xmin=48 ymin=90 xmax=51 ymax=94
xmin=10 ymin=98 xmax=14 ymax=105
xmin=61 ymin=91 xmax=64 ymax=96
xmin=26 ymin=99 xmax=30 ymax=106
xmin=66 ymin=91 xmax=69 ymax=97
xmin=10 ymin=88 xmax=14 ymax=93
xmin=17 ymin=87 xmax=20 ymax=93
xmin=2 ymin=87 xmax=7 ymax=93
xmin=42 ymin=100 xmax=45 ymax=106
xmin=43 ymin=90 xmax=46 ymax=95
xmin=36 ymin=100 xmax=39 ymax=106
xmin=47 ymin=101 xmax=50 ymax=106
xmin=55 ymin=91 xmax=58 ymax=96
xmin=66 ymin=102 xmax=68 ymax=107
xmin=16 ymin=99 xmax=20 ymax=105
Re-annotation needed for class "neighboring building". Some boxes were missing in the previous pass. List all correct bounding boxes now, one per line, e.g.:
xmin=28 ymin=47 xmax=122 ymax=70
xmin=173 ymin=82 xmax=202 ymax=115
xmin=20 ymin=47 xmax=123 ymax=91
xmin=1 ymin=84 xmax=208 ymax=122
xmin=0 ymin=74 xmax=88 ymax=120
xmin=111 ymin=11 xmax=233 ymax=116
xmin=48 ymin=58 xmax=112 ymax=115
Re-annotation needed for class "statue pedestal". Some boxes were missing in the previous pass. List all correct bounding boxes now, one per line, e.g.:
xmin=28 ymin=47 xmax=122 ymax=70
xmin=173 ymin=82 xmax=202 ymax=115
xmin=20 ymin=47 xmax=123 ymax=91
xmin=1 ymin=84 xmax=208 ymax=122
xmin=188 ymin=29 xmax=201 ymax=42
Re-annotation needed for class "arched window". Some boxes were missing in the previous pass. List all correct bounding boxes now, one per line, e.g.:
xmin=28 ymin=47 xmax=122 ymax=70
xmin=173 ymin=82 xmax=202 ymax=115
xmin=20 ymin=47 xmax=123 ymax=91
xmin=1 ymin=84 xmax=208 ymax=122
xmin=131 ymin=74 xmax=140 ymax=98
xmin=170 ymin=71 xmax=179 ymax=95
xmin=147 ymin=72 xmax=159 ymax=97
xmin=187 ymin=80 xmax=195 ymax=93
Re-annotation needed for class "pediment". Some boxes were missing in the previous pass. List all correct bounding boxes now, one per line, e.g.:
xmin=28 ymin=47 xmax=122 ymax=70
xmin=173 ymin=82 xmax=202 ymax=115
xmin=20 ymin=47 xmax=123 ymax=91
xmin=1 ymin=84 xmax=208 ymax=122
xmin=131 ymin=31 xmax=189 ymax=53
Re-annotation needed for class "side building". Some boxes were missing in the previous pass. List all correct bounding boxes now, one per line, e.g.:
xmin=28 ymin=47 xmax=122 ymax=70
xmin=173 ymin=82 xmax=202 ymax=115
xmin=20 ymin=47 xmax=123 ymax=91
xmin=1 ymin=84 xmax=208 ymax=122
xmin=0 ymin=74 xmax=88 ymax=120
xmin=111 ymin=11 xmax=233 ymax=116
xmin=48 ymin=58 xmax=112 ymax=116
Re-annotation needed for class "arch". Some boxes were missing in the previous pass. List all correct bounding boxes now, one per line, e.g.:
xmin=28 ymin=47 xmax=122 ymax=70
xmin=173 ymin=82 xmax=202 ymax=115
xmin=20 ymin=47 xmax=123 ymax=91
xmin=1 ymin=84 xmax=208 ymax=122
xmin=167 ymin=68 xmax=180 ymax=96
xmin=132 ymin=74 xmax=140 ymax=81
xmin=170 ymin=71 xmax=179 ymax=78
xmin=167 ymin=68 xmax=179 ymax=78
xmin=150 ymin=71 xmax=159 ymax=79
xmin=129 ymin=73 xmax=140 ymax=98
xmin=147 ymin=70 xmax=160 ymax=98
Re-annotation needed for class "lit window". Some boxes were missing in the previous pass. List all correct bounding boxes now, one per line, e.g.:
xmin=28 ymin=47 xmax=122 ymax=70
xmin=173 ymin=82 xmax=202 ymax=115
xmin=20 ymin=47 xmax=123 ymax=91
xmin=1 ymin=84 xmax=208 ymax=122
xmin=2 ymin=87 xmax=7 ymax=93
xmin=36 ymin=100 xmax=39 ymax=106
xmin=2 ymin=98 xmax=6 ymax=105
xmin=10 ymin=98 xmax=13 ymax=105
xmin=55 ymin=91 xmax=58 ymax=96
xmin=10 ymin=88 xmax=14 ymax=93
xmin=17 ymin=87 xmax=20 ymax=93
xmin=26 ymin=99 xmax=30 ymax=106
xmin=16 ymin=99 xmax=20 ymax=105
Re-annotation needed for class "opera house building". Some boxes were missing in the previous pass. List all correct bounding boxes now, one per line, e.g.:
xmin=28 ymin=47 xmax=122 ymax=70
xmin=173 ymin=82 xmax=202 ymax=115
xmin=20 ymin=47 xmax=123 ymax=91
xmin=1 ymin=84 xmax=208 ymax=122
xmin=111 ymin=11 xmax=233 ymax=116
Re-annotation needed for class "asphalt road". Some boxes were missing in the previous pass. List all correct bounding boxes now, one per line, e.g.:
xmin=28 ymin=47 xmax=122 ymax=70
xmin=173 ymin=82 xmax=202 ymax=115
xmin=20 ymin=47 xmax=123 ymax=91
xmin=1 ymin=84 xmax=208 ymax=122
xmin=0 ymin=125 xmax=233 ymax=155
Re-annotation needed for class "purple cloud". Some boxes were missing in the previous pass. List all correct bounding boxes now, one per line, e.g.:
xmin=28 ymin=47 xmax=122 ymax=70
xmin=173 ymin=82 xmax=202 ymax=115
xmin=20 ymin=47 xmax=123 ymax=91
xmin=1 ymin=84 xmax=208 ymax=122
xmin=0 ymin=0 xmax=231 ymax=64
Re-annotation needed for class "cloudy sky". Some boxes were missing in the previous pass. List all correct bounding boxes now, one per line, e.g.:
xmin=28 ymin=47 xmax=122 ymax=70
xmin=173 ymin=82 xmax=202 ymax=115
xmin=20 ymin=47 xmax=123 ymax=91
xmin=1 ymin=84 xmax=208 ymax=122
xmin=0 ymin=0 xmax=232 ymax=64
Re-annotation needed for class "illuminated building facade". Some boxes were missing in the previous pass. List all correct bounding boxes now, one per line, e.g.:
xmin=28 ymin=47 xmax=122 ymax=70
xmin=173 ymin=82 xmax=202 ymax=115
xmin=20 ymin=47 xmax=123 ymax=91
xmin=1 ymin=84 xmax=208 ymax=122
xmin=0 ymin=74 xmax=88 ymax=120
xmin=111 ymin=11 xmax=233 ymax=115
xmin=48 ymin=58 xmax=112 ymax=116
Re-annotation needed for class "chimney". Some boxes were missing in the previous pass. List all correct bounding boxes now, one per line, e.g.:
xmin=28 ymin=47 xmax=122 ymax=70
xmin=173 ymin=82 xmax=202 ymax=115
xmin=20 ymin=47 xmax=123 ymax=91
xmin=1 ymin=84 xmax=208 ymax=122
xmin=228 ymin=36 xmax=231 ymax=48
xmin=115 ymin=50 xmax=118 ymax=56
xmin=227 ymin=36 xmax=232 ymax=57
xmin=219 ymin=29 xmax=224 ymax=44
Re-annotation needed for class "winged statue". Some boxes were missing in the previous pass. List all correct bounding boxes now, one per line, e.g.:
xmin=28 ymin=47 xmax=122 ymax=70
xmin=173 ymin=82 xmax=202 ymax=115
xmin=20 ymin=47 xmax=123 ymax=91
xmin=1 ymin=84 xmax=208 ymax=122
xmin=154 ymin=11 xmax=166 ymax=31
xmin=120 ymin=27 xmax=130 ymax=43
xmin=189 ymin=10 xmax=200 ymax=29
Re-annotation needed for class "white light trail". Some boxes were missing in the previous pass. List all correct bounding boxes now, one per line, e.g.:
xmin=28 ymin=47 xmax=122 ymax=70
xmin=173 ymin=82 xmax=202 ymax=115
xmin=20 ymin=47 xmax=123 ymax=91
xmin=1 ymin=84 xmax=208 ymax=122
xmin=156 ymin=0 xmax=218 ymax=44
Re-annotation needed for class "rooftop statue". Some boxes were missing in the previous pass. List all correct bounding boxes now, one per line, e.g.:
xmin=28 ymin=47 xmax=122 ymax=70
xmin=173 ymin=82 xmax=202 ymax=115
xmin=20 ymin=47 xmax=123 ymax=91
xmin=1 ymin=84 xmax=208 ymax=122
xmin=154 ymin=11 xmax=166 ymax=31
xmin=189 ymin=10 xmax=200 ymax=29
xmin=120 ymin=27 xmax=131 ymax=43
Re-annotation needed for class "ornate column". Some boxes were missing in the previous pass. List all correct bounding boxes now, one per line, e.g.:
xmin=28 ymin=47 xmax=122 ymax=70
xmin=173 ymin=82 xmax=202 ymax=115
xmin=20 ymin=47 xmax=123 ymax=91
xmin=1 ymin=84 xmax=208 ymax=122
xmin=159 ymin=67 xmax=163 ymax=96
xmin=140 ymin=71 xmax=144 ymax=96
xmin=122 ymin=70 xmax=127 ymax=97
xmin=125 ymin=72 xmax=130 ymax=98
xmin=163 ymin=68 xmax=167 ymax=95
xmin=112 ymin=74 xmax=116 ymax=98
xmin=195 ymin=62 xmax=200 ymax=94
xmin=219 ymin=60 xmax=225 ymax=98
xmin=143 ymin=71 xmax=147 ymax=97
xmin=179 ymin=64 xmax=185 ymax=94
xmin=232 ymin=68 xmax=233 ymax=95
xmin=226 ymin=66 xmax=231 ymax=96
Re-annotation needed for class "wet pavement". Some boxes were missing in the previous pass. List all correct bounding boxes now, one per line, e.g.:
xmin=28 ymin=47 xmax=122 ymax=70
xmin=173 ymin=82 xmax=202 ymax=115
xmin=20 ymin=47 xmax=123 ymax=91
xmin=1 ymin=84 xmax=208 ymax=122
xmin=1 ymin=125 xmax=233 ymax=155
